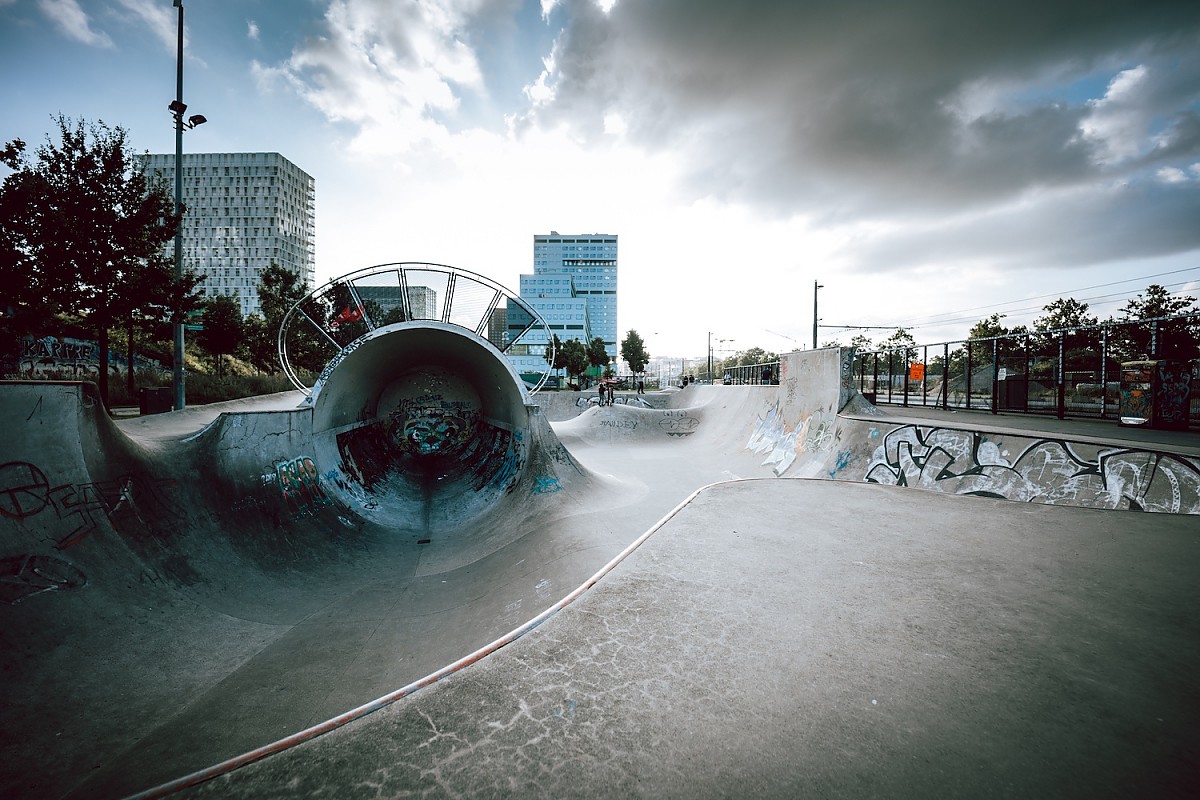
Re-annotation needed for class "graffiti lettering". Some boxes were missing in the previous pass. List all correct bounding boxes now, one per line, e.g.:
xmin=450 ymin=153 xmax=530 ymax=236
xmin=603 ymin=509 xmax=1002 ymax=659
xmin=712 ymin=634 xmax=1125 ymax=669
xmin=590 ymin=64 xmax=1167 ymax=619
xmin=276 ymin=456 xmax=332 ymax=518
xmin=864 ymin=425 xmax=1200 ymax=513
xmin=0 ymin=554 xmax=87 ymax=605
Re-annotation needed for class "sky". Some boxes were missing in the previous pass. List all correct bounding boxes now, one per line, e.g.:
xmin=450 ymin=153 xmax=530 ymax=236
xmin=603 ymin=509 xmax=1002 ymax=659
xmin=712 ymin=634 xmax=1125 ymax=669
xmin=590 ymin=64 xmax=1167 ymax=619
xmin=2 ymin=0 xmax=1199 ymax=360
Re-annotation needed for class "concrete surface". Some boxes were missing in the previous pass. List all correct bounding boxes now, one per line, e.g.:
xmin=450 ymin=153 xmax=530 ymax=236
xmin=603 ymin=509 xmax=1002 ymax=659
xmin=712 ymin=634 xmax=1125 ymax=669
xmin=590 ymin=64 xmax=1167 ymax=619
xmin=183 ymin=480 xmax=1200 ymax=799
xmin=2 ymin=343 xmax=1199 ymax=799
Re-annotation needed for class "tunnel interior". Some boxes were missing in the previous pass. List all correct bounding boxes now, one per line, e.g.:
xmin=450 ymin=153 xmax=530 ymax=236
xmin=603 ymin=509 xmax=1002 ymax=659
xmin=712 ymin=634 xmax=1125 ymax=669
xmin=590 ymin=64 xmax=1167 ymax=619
xmin=309 ymin=323 xmax=531 ymax=531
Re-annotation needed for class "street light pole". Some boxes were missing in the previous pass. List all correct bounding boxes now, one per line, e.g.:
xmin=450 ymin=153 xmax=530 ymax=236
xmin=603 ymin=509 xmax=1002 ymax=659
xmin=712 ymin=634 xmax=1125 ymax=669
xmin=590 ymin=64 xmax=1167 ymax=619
xmin=169 ymin=0 xmax=205 ymax=411
xmin=707 ymin=331 xmax=712 ymax=384
xmin=812 ymin=280 xmax=824 ymax=350
xmin=171 ymin=0 xmax=186 ymax=411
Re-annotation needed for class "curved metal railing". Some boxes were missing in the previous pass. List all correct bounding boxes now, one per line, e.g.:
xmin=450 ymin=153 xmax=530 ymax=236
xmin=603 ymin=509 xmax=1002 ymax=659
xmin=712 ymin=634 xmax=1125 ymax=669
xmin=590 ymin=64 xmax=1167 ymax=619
xmin=278 ymin=262 xmax=554 ymax=396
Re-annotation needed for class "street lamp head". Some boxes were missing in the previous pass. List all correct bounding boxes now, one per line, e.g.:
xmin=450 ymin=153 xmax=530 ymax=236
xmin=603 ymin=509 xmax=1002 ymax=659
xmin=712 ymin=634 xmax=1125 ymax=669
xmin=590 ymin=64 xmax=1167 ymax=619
xmin=187 ymin=114 xmax=207 ymax=128
xmin=168 ymin=99 xmax=187 ymax=115
xmin=173 ymin=0 xmax=182 ymax=7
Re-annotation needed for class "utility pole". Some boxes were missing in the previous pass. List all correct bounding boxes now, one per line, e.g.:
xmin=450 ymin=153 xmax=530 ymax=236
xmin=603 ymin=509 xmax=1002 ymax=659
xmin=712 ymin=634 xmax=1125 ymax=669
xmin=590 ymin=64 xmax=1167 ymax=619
xmin=813 ymin=280 xmax=823 ymax=349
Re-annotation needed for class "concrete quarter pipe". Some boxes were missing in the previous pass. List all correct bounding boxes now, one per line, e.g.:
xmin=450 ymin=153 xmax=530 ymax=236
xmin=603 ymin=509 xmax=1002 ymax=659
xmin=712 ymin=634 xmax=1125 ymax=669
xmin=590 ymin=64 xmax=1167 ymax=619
xmin=1 ymin=340 xmax=1198 ymax=798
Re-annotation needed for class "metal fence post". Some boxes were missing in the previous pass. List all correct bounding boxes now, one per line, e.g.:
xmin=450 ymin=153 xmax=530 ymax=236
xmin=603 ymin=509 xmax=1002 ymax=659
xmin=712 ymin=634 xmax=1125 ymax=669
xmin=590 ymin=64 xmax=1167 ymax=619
xmin=941 ymin=342 xmax=949 ymax=409
xmin=1056 ymin=331 xmax=1066 ymax=419
xmin=991 ymin=338 xmax=1000 ymax=415
xmin=1100 ymin=327 xmax=1109 ymax=419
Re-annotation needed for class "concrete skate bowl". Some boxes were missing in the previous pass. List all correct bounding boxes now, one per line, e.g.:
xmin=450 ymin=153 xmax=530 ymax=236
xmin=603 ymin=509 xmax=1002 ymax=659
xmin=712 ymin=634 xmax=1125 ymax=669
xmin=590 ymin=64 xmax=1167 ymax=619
xmin=0 ymin=267 xmax=634 ymax=798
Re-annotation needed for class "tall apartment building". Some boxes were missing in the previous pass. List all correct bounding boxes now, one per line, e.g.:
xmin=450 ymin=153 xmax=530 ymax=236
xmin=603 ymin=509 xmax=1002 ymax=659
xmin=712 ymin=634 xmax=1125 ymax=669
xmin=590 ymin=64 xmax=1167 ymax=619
xmin=506 ymin=232 xmax=618 ymax=379
xmin=533 ymin=233 xmax=618 ymax=358
xmin=141 ymin=152 xmax=316 ymax=317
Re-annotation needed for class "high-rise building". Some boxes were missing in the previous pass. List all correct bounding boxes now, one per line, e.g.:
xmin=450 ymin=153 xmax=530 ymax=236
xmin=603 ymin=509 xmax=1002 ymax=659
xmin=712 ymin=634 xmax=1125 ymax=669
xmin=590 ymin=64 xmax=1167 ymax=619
xmin=506 ymin=232 xmax=618 ymax=379
xmin=141 ymin=151 xmax=316 ymax=317
xmin=533 ymin=233 xmax=618 ymax=358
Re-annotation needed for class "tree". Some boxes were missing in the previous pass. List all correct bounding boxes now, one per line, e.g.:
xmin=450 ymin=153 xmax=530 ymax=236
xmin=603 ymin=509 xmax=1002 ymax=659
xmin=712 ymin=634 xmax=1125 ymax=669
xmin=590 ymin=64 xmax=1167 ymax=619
xmin=254 ymin=262 xmax=324 ymax=373
xmin=619 ymin=331 xmax=650 ymax=375
xmin=197 ymin=294 xmax=245 ymax=378
xmin=0 ymin=139 xmax=63 ymax=371
xmin=239 ymin=313 xmax=277 ymax=374
xmin=878 ymin=328 xmax=918 ymax=369
xmin=1033 ymin=298 xmax=1097 ymax=336
xmin=1 ymin=116 xmax=189 ymax=406
xmin=560 ymin=338 xmax=589 ymax=384
xmin=1115 ymin=284 xmax=1200 ymax=360
xmin=543 ymin=334 xmax=566 ymax=377
xmin=587 ymin=336 xmax=611 ymax=375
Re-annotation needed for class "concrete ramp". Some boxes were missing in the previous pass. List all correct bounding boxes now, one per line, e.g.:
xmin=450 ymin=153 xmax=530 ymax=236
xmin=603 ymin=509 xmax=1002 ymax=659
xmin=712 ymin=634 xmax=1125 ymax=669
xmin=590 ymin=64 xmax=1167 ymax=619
xmin=553 ymin=348 xmax=1200 ymax=513
xmin=3 ymin=342 xmax=1199 ymax=798
xmin=0 ymin=363 xmax=638 ymax=798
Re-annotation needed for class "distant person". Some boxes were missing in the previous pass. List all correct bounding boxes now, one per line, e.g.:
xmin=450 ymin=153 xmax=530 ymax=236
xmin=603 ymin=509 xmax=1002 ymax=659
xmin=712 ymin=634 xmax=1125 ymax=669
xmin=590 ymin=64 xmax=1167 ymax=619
xmin=598 ymin=382 xmax=607 ymax=406
xmin=761 ymin=366 xmax=773 ymax=385
xmin=637 ymin=379 xmax=645 ymax=394
xmin=608 ymin=383 xmax=616 ymax=405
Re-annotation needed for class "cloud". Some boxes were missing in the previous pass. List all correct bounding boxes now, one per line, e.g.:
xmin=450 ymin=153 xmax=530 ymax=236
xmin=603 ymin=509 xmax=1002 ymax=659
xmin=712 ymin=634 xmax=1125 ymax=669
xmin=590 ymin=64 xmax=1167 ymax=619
xmin=247 ymin=19 xmax=260 ymax=41
xmin=255 ymin=0 xmax=489 ymax=155
xmin=36 ymin=0 xmax=112 ymax=47
xmin=112 ymin=0 xmax=177 ymax=54
xmin=524 ymin=1 xmax=1200 ymax=217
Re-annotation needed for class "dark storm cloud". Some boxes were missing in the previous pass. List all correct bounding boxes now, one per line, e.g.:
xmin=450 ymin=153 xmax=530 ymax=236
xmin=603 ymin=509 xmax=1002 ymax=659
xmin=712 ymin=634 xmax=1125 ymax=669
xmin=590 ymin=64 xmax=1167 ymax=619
xmin=528 ymin=0 xmax=1200 ymax=262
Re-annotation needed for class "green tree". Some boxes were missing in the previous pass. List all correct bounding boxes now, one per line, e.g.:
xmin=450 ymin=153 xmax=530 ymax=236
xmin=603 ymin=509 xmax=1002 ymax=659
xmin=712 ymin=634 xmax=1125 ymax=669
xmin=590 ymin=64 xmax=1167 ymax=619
xmin=560 ymin=338 xmax=589 ymax=384
xmin=619 ymin=330 xmax=650 ymax=375
xmin=1033 ymin=298 xmax=1097 ymax=336
xmin=587 ymin=336 xmax=611 ymax=374
xmin=197 ymin=294 xmax=245 ymax=378
xmin=1 ymin=116 xmax=187 ymax=406
xmin=1115 ymin=284 xmax=1200 ymax=360
xmin=255 ymin=262 xmax=326 ymax=373
xmin=879 ymin=328 xmax=918 ymax=370
xmin=543 ymin=334 xmax=566 ymax=377
xmin=239 ymin=313 xmax=277 ymax=373
xmin=0 ymin=139 xmax=63 ymax=371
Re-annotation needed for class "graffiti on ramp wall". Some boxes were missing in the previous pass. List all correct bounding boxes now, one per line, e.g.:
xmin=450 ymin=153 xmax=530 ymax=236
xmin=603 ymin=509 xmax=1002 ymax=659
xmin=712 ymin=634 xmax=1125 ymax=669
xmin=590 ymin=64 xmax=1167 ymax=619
xmin=863 ymin=425 xmax=1200 ymax=514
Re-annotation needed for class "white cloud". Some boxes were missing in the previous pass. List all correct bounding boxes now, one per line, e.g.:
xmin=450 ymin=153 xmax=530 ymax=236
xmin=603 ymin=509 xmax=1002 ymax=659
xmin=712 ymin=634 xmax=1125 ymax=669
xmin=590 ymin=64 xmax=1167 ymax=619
xmin=259 ymin=0 xmax=488 ymax=156
xmin=1078 ymin=65 xmax=1154 ymax=164
xmin=247 ymin=20 xmax=260 ymax=41
xmin=37 ymin=0 xmax=112 ymax=47
xmin=113 ymin=0 xmax=176 ymax=53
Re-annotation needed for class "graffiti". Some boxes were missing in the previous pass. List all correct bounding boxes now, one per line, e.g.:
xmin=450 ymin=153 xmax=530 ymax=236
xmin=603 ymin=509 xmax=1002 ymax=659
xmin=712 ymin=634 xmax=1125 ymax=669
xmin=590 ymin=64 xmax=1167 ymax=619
xmin=531 ymin=475 xmax=561 ymax=494
xmin=0 ymin=554 xmax=87 ymax=605
xmin=0 ymin=462 xmax=53 ymax=519
xmin=747 ymin=403 xmax=801 ymax=475
xmin=659 ymin=411 xmax=699 ymax=437
xmin=390 ymin=397 xmax=479 ymax=455
xmin=829 ymin=449 xmax=857 ymax=478
xmin=0 ymin=462 xmax=183 ymax=548
xmin=1156 ymin=361 xmax=1192 ymax=428
xmin=276 ymin=456 xmax=332 ymax=518
xmin=804 ymin=409 xmax=839 ymax=453
xmin=863 ymin=425 xmax=1200 ymax=513
xmin=575 ymin=395 xmax=651 ymax=410
xmin=488 ymin=430 xmax=526 ymax=493
xmin=16 ymin=335 xmax=165 ymax=377
xmin=600 ymin=419 xmax=638 ymax=430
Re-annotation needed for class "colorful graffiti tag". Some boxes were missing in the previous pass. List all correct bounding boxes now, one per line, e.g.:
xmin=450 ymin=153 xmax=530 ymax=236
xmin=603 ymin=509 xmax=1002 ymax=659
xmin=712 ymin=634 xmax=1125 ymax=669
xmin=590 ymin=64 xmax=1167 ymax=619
xmin=276 ymin=456 xmax=332 ymax=518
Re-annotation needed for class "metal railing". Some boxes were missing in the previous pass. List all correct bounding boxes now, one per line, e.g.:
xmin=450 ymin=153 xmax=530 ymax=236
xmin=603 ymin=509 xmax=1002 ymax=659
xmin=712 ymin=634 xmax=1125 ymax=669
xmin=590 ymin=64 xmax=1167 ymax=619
xmin=278 ymin=263 xmax=553 ymax=395
xmin=852 ymin=312 xmax=1200 ymax=428
xmin=692 ymin=360 xmax=781 ymax=386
